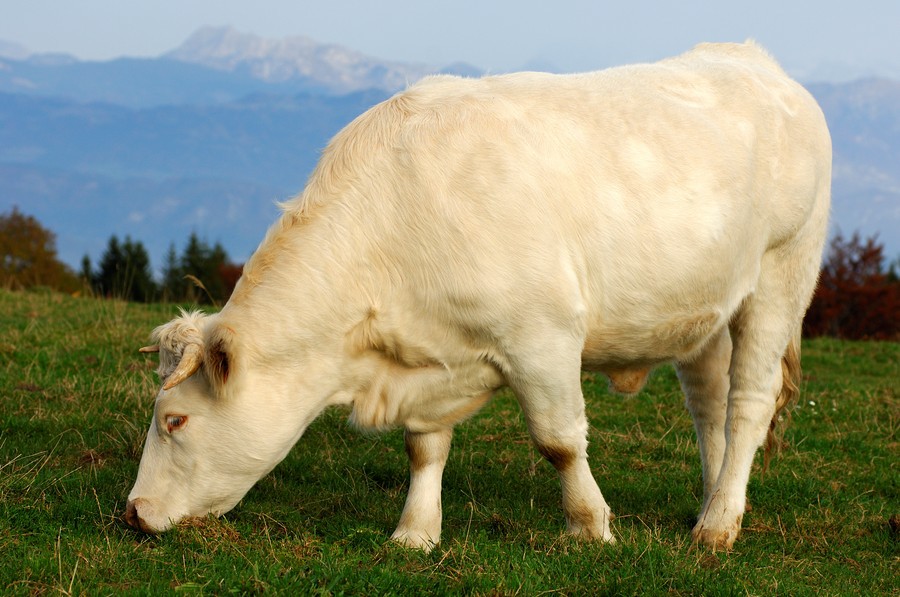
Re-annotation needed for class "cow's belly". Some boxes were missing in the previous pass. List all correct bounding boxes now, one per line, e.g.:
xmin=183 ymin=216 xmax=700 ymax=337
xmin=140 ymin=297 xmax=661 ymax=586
xmin=575 ymin=221 xmax=759 ymax=371
xmin=582 ymin=250 xmax=759 ymax=371
xmin=581 ymin=306 xmax=724 ymax=369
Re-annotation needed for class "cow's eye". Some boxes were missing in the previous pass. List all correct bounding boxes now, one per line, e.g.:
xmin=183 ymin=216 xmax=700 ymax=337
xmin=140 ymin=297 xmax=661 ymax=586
xmin=166 ymin=414 xmax=188 ymax=433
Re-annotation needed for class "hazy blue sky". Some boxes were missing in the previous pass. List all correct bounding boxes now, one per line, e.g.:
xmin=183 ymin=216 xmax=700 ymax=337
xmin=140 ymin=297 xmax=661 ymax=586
xmin=1 ymin=0 xmax=899 ymax=80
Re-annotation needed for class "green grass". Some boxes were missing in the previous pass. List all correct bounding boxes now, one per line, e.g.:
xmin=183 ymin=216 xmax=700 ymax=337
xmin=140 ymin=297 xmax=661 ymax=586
xmin=1 ymin=288 xmax=897 ymax=595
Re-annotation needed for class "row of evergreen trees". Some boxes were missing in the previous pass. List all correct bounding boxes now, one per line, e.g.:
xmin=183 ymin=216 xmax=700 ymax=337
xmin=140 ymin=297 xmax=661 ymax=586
xmin=81 ymin=232 xmax=242 ymax=304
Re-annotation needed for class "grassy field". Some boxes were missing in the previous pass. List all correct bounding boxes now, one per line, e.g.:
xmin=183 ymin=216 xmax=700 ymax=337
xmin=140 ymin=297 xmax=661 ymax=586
xmin=0 ymin=288 xmax=897 ymax=595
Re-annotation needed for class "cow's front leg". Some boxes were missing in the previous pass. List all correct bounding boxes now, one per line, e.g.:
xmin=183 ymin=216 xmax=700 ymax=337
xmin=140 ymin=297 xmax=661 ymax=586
xmin=509 ymin=336 xmax=615 ymax=543
xmin=534 ymin=426 xmax=616 ymax=543
xmin=391 ymin=427 xmax=452 ymax=551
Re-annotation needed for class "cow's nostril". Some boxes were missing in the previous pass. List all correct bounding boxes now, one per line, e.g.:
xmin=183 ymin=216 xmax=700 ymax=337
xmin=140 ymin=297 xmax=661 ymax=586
xmin=125 ymin=499 xmax=139 ymax=529
xmin=125 ymin=499 xmax=151 ymax=533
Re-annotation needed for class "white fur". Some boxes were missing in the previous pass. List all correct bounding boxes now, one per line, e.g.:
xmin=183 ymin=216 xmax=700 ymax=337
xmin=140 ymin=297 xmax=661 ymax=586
xmin=126 ymin=42 xmax=831 ymax=551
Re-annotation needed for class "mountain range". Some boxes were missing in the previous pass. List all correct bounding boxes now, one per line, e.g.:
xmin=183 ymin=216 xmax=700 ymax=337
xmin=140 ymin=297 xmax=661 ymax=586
xmin=0 ymin=27 xmax=480 ymax=106
xmin=0 ymin=27 xmax=898 ymax=274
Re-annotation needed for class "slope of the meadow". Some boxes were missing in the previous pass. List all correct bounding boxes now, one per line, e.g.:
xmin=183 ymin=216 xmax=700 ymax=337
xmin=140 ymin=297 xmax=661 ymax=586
xmin=0 ymin=290 xmax=896 ymax=595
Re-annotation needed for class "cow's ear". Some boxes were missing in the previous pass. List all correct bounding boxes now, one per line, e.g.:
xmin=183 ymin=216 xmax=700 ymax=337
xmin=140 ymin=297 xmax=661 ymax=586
xmin=206 ymin=338 xmax=230 ymax=386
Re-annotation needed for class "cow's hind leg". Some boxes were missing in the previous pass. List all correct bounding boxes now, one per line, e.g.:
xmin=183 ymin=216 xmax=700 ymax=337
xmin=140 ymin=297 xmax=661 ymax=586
xmin=693 ymin=245 xmax=817 ymax=550
xmin=508 ymin=335 xmax=615 ymax=543
xmin=391 ymin=427 xmax=452 ymax=551
xmin=676 ymin=327 xmax=732 ymax=504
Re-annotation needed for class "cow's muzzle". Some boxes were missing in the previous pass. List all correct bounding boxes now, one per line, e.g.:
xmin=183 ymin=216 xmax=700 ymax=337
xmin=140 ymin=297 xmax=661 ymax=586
xmin=124 ymin=498 xmax=157 ymax=534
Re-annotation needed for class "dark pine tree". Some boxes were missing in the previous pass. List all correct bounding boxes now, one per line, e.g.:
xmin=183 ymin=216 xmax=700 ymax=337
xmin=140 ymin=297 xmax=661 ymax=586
xmin=161 ymin=243 xmax=185 ymax=302
xmin=122 ymin=237 xmax=157 ymax=302
xmin=178 ymin=232 xmax=232 ymax=305
xmin=94 ymin=235 xmax=157 ymax=302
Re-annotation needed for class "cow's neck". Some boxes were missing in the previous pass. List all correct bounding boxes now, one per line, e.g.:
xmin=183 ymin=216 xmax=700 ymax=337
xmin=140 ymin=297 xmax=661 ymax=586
xmin=227 ymin=197 xmax=378 ymax=343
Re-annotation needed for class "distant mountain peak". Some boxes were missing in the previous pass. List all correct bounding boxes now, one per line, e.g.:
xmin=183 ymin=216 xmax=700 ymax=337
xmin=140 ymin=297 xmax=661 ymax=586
xmin=167 ymin=26 xmax=318 ymax=66
xmin=166 ymin=26 xmax=479 ymax=93
xmin=0 ymin=39 xmax=30 ymax=60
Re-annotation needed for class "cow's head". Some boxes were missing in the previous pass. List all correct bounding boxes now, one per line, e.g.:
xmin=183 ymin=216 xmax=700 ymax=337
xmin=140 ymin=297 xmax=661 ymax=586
xmin=124 ymin=309 xmax=326 ymax=533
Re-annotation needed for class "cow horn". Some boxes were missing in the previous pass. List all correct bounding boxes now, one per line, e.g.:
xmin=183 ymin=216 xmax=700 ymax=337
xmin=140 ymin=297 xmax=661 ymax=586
xmin=139 ymin=345 xmax=160 ymax=353
xmin=162 ymin=343 xmax=203 ymax=391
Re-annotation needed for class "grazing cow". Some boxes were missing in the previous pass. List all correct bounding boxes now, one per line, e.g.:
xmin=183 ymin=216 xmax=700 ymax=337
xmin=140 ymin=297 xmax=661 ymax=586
xmin=125 ymin=41 xmax=831 ymax=551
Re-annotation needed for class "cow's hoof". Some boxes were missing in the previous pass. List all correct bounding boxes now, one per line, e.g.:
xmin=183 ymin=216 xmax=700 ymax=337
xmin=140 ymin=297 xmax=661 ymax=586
xmin=565 ymin=512 xmax=616 ymax=543
xmin=390 ymin=528 xmax=439 ymax=552
xmin=691 ymin=523 xmax=740 ymax=551
xmin=566 ymin=527 xmax=617 ymax=544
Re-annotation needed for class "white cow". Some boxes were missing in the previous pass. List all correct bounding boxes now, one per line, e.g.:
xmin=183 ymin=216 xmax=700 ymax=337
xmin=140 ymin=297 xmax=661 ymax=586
xmin=125 ymin=41 xmax=831 ymax=551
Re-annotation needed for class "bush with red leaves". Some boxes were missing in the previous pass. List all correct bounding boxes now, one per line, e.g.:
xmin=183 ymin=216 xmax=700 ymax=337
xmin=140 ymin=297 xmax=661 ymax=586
xmin=804 ymin=232 xmax=900 ymax=340
xmin=218 ymin=262 xmax=244 ymax=301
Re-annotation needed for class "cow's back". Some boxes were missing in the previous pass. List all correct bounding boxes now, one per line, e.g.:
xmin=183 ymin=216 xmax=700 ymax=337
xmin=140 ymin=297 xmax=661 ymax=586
xmin=278 ymin=41 xmax=831 ymax=369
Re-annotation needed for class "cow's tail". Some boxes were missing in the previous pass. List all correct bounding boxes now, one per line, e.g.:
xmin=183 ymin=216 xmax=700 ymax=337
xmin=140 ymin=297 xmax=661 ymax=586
xmin=763 ymin=330 xmax=802 ymax=472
